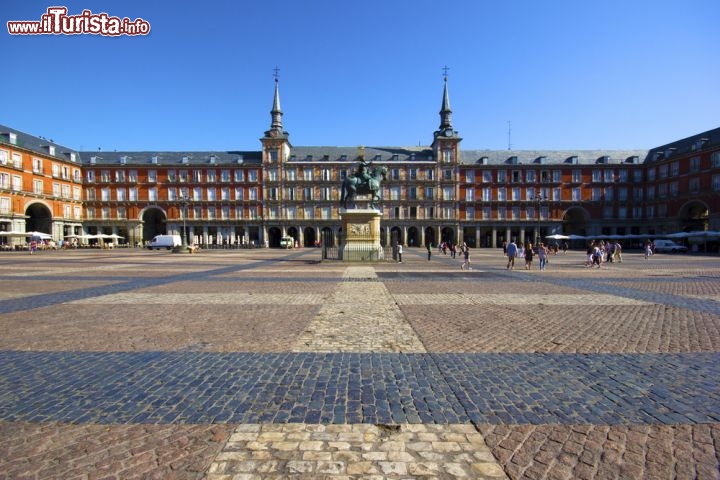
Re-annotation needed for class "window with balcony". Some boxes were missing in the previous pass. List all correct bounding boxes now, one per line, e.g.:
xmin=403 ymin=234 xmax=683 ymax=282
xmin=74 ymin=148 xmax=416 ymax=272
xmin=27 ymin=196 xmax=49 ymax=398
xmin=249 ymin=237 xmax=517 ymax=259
xmin=604 ymin=170 xmax=614 ymax=182
xmin=73 ymin=186 xmax=81 ymax=200
xmin=115 ymin=170 xmax=125 ymax=182
xmin=12 ymin=152 xmax=22 ymax=169
xmin=179 ymin=170 xmax=189 ymax=182
xmin=234 ymin=169 xmax=244 ymax=182
xmin=426 ymin=168 xmax=434 ymax=180
xmin=101 ymin=187 xmax=111 ymax=201
xmin=206 ymin=188 xmax=216 ymax=201
xmin=443 ymin=187 xmax=453 ymax=201
xmin=688 ymin=178 xmax=699 ymax=193
xmin=100 ymin=170 xmax=110 ymax=182
xmin=571 ymin=169 xmax=582 ymax=183
xmin=591 ymin=187 xmax=601 ymax=201
xmin=592 ymin=170 xmax=602 ymax=182
xmin=465 ymin=188 xmax=473 ymax=201
xmin=512 ymin=170 xmax=522 ymax=183
xmin=497 ymin=170 xmax=506 ymax=183
xmin=32 ymin=158 xmax=42 ymax=173
xmin=425 ymin=187 xmax=434 ymax=200
xmin=148 ymin=170 xmax=157 ymax=183
xmin=117 ymin=207 xmax=126 ymax=219
xmin=443 ymin=169 xmax=452 ymax=181
xmin=249 ymin=188 xmax=257 ymax=200
xmin=0 ymin=150 xmax=7 ymax=165
xmin=482 ymin=171 xmax=492 ymax=183
xmin=482 ymin=187 xmax=492 ymax=202
xmin=129 ymin=188 xmax=138 ymax=201
xmin=116 ymin=188 xmax=126 ymax=201
xmin=497 ymin=188 xmax=506 ymax=201
xmin=525 ymin=170 xmax=535 ymax=182
xmin=148 ymin=187 xmax=158 ymax=202
xmin=221 ymin=187 xmax=230 ymax=200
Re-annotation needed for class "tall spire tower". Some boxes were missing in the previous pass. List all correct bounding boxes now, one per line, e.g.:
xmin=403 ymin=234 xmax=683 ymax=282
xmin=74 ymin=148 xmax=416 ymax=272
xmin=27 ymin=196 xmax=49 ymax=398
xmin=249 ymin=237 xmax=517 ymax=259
xmin=262 ymin=67 xmax=290 ymax=165
xmin=439 ymin=67 xmax=453 ymax=131
xmin=433 ymin=66 xmax=461 ymax=144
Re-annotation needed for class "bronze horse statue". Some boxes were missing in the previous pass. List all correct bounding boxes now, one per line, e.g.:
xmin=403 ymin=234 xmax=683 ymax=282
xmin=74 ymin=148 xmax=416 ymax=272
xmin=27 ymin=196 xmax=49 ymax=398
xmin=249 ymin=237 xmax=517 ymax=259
xmin=340 ymin=165 xmax=387 ymax=209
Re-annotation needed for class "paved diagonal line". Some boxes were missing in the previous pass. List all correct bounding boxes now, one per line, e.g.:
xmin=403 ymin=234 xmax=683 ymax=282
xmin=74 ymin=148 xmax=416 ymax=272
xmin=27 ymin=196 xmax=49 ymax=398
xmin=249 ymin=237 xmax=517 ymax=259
xmin=1 ymin=351 xmax=718 ymax=425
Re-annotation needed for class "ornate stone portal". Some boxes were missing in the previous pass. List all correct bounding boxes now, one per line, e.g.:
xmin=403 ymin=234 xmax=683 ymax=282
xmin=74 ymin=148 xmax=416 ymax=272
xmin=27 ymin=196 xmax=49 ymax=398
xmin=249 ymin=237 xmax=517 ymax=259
xmin=339 ymin=206 xmax=383 ymax=261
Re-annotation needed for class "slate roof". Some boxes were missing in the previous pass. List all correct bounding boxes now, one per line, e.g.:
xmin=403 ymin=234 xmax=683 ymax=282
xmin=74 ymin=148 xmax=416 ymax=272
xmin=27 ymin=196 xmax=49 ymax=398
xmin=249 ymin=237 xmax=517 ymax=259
xmin=78 ymin=150 xmax=262 ymax=166
xmin=458 ymin=149 xmax=649 ymax=166
xmin=0 ymin=124 xmax=80 ymax=162
xmin=287 ymin=146 xmax=434 ymax=163
xmin=646 ymin=127 xmax=720 ymax=162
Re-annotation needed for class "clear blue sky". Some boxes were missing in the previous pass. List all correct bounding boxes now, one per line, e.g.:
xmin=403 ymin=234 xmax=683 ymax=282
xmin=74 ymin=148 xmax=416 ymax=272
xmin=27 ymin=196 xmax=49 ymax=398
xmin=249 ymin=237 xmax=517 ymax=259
xmin=3 ymin=0 xmax=719 ymax=152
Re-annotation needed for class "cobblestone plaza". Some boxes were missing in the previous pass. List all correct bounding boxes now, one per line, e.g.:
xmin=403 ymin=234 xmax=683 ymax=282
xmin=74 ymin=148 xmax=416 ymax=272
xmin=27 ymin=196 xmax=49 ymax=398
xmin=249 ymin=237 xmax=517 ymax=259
xmin=0 ymin=248 xmax=719 ymax=479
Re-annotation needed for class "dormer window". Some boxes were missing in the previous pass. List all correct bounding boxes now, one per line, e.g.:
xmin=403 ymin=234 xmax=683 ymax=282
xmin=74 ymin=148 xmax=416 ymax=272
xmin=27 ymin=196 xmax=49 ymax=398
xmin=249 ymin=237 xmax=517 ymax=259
xmin=182 ymin=156 xmax=189 ymax=164
xmin=209 ymin=155 xmax=216 ymax=164
xmin=120 ymin=156 xmax=128 ymax=165
xmin=340 ymin=155 xmax=347 ymax=161
xmin=151 ymin=155 xmax=159 ymax=164
xmin=1 ymin=132 xmax=18 ymax=145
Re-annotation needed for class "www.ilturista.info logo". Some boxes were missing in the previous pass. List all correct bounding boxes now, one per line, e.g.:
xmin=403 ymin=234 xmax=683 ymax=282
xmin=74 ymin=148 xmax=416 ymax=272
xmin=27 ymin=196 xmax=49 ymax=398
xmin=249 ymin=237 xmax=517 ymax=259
xmin=7 ymin=7 xmax=150 ymax=36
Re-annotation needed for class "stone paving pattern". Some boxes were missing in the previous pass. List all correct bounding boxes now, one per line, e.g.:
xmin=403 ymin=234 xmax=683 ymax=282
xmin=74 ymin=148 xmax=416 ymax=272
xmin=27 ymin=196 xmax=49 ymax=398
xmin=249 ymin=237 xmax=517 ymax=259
xmin=0 ymin=247 xmax=719 ymax=479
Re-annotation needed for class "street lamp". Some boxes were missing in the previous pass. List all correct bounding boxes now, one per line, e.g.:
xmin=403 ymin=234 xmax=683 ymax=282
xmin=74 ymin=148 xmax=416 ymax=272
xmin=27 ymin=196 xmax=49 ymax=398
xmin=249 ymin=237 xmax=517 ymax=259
xmin=179 ymin=195 xmax=188 ymax=247
xmin=532 ymin=195 xmax=546 ymax=246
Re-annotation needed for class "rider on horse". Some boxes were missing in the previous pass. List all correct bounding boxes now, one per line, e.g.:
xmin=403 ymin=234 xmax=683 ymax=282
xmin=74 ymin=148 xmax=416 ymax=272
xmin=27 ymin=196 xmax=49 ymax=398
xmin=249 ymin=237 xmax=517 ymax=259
xmin=355 ymin=159 xmax=372 ymax=185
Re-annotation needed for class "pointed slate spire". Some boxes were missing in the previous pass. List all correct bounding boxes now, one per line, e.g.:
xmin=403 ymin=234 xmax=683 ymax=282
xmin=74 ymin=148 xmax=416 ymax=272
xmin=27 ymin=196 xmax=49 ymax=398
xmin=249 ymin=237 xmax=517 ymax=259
xmin=270 ymin=68 xmax=283 ymax=131
xmin=439 ymin=69 xmax=452 ymax=130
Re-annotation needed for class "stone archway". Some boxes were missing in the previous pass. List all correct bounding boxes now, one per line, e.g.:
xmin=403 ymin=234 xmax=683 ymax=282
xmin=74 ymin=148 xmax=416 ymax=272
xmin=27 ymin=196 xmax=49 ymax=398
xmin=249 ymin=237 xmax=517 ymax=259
xmin=441 ymin=227 xmax=455 ymax=244
xmin=390 ymin=226 xmax=403 ymax=246
xmin=141 ymin=208 xmax=167 ymax=242
xmin=678 ymin=200 xmax=709 ymax=232
xmin=303 ymin=227 xmax=316 ymax=247
xmin=407 ymin=227 xmax=420 ymax=247
xmin=562 ymin=207 xmax=590 ymax=236
xmin=286 ymin=226 xmax=299 ymax=246
xmin=25 ymin=202 xmax=52 ymax=234
xmin=268 ymin=227 xmax=282 ymax=248
xmin=424 ymin=227 xmax=435 ymax=247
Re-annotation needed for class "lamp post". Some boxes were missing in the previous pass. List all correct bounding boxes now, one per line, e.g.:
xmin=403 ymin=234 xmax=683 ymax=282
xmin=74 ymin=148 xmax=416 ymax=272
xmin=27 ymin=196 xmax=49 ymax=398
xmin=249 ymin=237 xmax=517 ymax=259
xmin=533 ymin=195 xmax=546 ymax=246
xmin=179 ymin=195 xmax=188 ymax=247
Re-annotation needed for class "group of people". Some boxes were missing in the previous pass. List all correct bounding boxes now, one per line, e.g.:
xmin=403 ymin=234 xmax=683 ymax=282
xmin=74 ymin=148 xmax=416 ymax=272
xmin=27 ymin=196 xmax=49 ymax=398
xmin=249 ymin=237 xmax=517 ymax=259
xmin=503 ymin=239 xmax=550 ymax=270
xmin=585 ymin=240 xmax=623 ymax=268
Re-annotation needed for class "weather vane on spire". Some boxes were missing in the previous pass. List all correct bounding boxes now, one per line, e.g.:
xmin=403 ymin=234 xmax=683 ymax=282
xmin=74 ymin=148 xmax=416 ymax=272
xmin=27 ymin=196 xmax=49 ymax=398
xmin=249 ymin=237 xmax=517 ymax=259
xmin=442 ymin=65 xmax=450 ymax=81
xmin=273 ymin=66 xmax=280 ymax=82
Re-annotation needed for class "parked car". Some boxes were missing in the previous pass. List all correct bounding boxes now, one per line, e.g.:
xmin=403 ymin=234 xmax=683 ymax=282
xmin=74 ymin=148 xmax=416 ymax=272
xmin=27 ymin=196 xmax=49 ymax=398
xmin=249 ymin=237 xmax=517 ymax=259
xmin=280 ymin=236 xmax=294 ymax=249
xmin=653 ymin=239 xmax=688 ymax=253
xmin=148 ymin=234 xmax=182 ymax=250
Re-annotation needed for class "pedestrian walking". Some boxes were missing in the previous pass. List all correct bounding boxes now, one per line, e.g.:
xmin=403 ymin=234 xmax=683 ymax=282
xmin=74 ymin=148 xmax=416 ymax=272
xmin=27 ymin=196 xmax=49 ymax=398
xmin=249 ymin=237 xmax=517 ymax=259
xmin=397 ymin=244 xmax=403 ymax=263
xmin=613 ymin=241 xmax=623 ymax=263
xmin=426 ymin=243 xmax=432 ymax=261
xmin=524 ymin=242 xmax=534 ymax=269
xmin=506 ymin=239 xmax=518 ymax=270
xmin=537 ymin=242 xmax=548 ymax=270
xmin=460 ymin=243 xmax=471 ymax=270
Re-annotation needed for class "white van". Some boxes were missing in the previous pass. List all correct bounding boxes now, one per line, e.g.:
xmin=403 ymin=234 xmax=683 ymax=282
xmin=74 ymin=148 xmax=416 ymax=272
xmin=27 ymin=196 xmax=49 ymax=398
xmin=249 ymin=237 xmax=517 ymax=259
xmin=653 ymin=239 xmax=688 ymax=253
xmin=148 ymin=234 xmax=182 ymax=250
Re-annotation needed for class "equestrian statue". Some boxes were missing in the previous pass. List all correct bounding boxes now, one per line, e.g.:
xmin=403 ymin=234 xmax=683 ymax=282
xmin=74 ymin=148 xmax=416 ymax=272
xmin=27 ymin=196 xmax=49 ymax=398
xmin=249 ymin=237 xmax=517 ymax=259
xmin=340 ymin=159 xmax=387 ymax=209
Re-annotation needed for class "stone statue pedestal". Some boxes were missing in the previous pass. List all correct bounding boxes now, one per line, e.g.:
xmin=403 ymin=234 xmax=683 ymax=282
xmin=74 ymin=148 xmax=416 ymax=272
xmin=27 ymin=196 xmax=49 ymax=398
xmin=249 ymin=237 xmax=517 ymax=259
xmin=339 ymin=208 xmax=383 ymax=262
